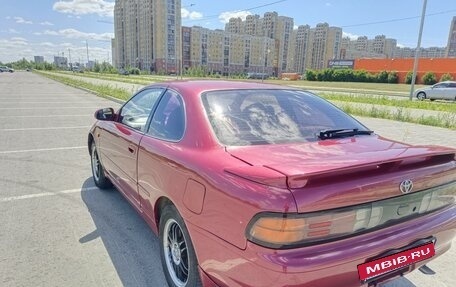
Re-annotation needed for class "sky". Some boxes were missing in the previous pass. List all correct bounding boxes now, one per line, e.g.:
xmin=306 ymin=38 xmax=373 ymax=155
xmin=1 ymin=0 xmax=455 ymax=63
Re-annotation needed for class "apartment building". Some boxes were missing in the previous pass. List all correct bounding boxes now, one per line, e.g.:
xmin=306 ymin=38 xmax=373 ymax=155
xmin=34 ymin=56 xmax=44 ymax=63
xmin=113 ymin=0 xmax=181 ymax=73
xmin=446 ymin=16 xmax=456 ymax=57
xmin=225 ymin=12 xmax=293 ymax=75
xmin=339 ymin=35 xmax=397 ymax=60
xmin=286 ymin=25 xmax=310 ymax=74
xmin=184 ymin=26 xmax=275 ymax=75
xmin=394 ymin=46 xmax=447 ymax=59
xmin=306 ymin=23 xmax=342 ymax=70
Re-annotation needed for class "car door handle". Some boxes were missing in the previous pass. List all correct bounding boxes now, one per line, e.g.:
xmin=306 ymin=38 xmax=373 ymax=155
xmin=128 ymin=145 xmax=136 ymax=154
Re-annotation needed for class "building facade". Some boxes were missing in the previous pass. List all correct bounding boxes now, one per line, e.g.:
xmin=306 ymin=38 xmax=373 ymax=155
xmin=286 ymin=25 xmax=310 ymax=74
xmin=183 ymin=26 xmax=275 ymax=76
xmin=53 ymin=56 xmax=68 ymax=68
xmin=339 ymin=35 xmax=397 ymax=60
xmin=113 ymin=0 xmax=181 ymax=73
xmin=34 ymin=56 xmax=44 ymax=63
xmin=306 ymin=23 xmax=342 ymax=70
xmin=394 ymin=46 xmax=447 ymax=59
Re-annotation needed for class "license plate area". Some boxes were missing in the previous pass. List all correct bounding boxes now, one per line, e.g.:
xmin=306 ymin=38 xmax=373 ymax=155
xmin=358 ymin=238 xmax=436 ymax=283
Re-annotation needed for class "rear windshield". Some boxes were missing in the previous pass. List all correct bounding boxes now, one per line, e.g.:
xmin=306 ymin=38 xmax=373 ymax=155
xmin=202 ymin=89 xmax=368 ymax=146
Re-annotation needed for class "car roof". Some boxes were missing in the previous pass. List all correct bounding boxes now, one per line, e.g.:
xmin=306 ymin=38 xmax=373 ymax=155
xmin=145 ymin=80 xmax=298 ymax=97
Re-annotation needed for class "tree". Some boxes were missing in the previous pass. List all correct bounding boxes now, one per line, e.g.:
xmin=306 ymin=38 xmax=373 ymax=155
xmin=421 ymin=72 xmax=437 ymax=85
xmin=440 ymin=73 xmax=453 ymax=82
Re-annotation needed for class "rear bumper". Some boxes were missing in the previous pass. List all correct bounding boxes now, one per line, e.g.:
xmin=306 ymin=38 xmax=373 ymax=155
xmin=190 ymin=205 xmax=455 ymax=287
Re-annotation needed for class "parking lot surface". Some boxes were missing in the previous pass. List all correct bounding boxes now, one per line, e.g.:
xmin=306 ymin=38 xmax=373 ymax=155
xmin=0 ymin=72 xmax=454 ymax=287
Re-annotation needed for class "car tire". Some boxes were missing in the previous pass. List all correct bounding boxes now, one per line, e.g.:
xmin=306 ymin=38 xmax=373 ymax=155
xmin=90 ymin=142 xmax=112 ymax=189
xmin=416 ymin=92 xmax=426 ymax=101
xmin=160 ymin=204 xmax=202 ymax=287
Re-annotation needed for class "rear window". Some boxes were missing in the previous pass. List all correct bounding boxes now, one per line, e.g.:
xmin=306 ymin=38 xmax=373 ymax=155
xmin=202 ymin=89 xmax=368 ymax=146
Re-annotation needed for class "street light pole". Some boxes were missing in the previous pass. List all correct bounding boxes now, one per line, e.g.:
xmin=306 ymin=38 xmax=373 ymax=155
xmin=409 ymin=0 xmax=427 ymax=100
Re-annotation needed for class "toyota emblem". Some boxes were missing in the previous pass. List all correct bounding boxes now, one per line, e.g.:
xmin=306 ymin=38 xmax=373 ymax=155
xmin=399 ymin=180 xmax=413 ymax=194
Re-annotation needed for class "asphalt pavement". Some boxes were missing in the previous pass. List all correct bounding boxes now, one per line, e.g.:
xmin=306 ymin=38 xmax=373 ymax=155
xmin=0 ymin=71 xmax=454 ymax=287
xmin=0 ymin=72 xmax=167 ymax=287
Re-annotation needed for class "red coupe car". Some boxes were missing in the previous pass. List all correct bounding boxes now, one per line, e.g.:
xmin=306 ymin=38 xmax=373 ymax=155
xmin=88 ymin=80 xmax=456 ymax=287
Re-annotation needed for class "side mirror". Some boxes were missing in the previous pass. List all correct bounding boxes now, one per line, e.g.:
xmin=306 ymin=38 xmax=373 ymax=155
xmin=95 ymin=108 xmax=115 ymax=121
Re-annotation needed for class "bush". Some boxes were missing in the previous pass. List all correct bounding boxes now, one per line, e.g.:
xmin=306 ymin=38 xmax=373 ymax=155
xmin=129 ymin=68 xmax=140 ymax=75
xmin=405 ymin=71 xmax=417 ymax=84
xmin=377 ymin=70 xmax=389 ymax=83
xmin=422 ymin=72 xmax=437 ymax=85
xmin=353 ymin=70 xmax=369 ymax=82
xmin=305 ymin=70 xmax=317 ymax=81
xmin=440 ymin=73 xmax=453 ymax=82
xmin=387 ymin=71 xmax=398 ymax=83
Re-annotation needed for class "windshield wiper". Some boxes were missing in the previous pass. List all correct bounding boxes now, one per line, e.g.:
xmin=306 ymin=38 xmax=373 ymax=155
xmin=318 ymin=128 xmax=374 ymax=140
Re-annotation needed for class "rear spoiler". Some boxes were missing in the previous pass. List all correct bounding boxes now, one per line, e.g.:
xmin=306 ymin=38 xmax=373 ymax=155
xmin=225 ymin=149 xmax=456 ymax=189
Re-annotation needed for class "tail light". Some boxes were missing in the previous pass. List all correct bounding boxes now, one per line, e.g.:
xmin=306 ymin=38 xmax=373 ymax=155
xmin=246 ymin=182 xmax=455 ymax=249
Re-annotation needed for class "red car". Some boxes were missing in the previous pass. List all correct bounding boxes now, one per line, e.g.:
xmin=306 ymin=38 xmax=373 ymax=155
xmin=88 ymin=80 xmax=456 ymax=287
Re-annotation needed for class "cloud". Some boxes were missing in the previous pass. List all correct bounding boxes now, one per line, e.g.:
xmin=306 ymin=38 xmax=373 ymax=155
xmin=181 ymin=8 xmax=203 ymax=20
xmin=53 ymin=0 xmax=114 ymax=17
xmin=9 ymin=28 xmax=20 ymax=34
xmin=39 ymin=42 xmax=56 ymax=47
xmin=43 ymin=30 xmax=59 ymax=36
xmin=42 ymin=28 xmax=114 ymax=41
xmin=218 ymin=11 xmax=252 ymax=24
xmin=325 ymin=3 xmax=332 ymax=7
xmin=0 ymin=38 xmax=112 ymax=63
xmin=397 ymin=43 xmax=406 ymax=48
xmin=342 ymin=32 xmax=359 ymax=40
xmin=14 ymin=16 xmax=33 ymax=24
xmin=40 ymin=21 xmax=54 ymax=26
xmin=293 ymin=25 xmax=298 ymax=30
xmin=11 ymin=37 xmax=28 ymax=42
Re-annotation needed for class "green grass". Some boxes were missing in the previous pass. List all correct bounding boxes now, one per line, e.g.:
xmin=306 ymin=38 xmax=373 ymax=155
xmin=37 ymin=70 xmax=455 ymax=130
xmin=266 ymin=79 xmax=426 ymax=93
xmin=37 ymin=71 xmax=131 ymax=101
xmin=56 ymin=71 xmax=155 ymax=85
xmin=337 ymin=104 xmax=456 ymax=129
xmin=320 ymin=93 xmax=456 ymax=113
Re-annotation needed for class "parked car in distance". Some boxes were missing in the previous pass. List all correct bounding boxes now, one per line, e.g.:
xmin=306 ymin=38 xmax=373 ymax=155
xmin=0 ymin=66 xmax=14 ymax=72
xmin=414 ymin=81 xmax=456 ymax=101
xmin=71 ymin=66 xmax=84 ymax=73
xmin=89 ymin=80 xmax=456 ymax=287
xmin=118 ymin=68 xmax=129 ymax=75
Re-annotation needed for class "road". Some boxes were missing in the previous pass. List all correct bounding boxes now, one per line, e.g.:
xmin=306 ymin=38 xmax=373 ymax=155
xmin=0 ymin=71 xmax=454 ymax=287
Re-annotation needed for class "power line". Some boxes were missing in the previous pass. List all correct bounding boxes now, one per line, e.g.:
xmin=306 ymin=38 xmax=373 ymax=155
xmin=186 ymin=0 xmax=289 ymax=22
xmin=341 ymin=9 xmax=456 ymax=28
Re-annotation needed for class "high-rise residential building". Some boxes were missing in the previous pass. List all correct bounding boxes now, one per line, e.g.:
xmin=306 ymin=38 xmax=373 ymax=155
xmin=446 ymin=16 xmax=456 ymax=57
xmin=339 ymin=35 xmax=397 ymax=59
xmin=54 ymin=56 xmax=68 ymax=68
xmin=113 ymin=0 xmax=181 ymax=73
xmin=394 ymin=46 xmax=446 ymax=59
xmin=244 ymin=15 xmax=262 ymax=36
xmin=287 ymin=25 xmax=310 ymax=74
xmin=225 ymin=11 xmax=293 ymax=75
xmin=34 ymin=56 xmax=44 ymax=63
xmin=184 ymin=26 xmax=275 ymax=76
xmin=306 ymin=23 xmax=342 ymax=70
xmin=225 ymin=17 xmax=243 ymax=34
xmin=371 ymin=35 xmax=397 ymax=58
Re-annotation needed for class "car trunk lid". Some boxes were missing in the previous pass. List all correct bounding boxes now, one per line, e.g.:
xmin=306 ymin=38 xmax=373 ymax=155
xmin=226 ymin=136 xmax=456 ymax=212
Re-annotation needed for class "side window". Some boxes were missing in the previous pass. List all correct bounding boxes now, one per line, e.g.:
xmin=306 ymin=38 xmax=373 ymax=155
xmin=449 ymin=82 xmax=456 ymax=88
xmin=434 ymin=83 xmax=447 ymax=89
xmin=119 ymin=88 xmax=163 ymax=132
xmin=147 ymin=90 xmax=185 ymax=141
